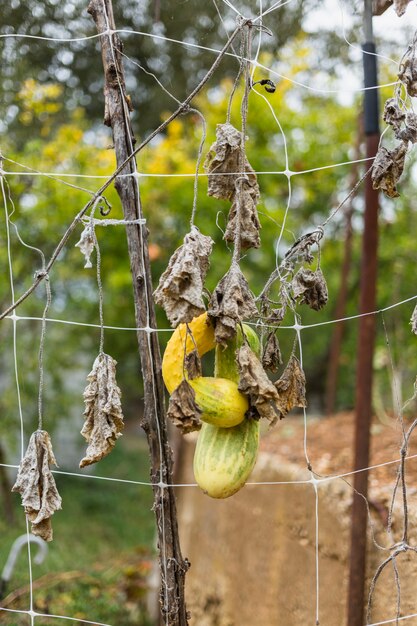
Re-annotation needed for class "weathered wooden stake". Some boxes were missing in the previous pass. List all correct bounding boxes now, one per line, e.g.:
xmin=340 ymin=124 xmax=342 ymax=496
xmin=87 ymin=1 xmax=189 ymax=623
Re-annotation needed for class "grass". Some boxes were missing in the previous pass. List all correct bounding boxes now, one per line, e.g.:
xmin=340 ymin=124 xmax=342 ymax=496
xmin=0 ymin=435 xmax=156 ymax=625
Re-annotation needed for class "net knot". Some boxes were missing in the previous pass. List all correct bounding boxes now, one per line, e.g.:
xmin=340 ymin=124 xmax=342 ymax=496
xmin=34 ymin=269 xmax=49 ymax=281
xmin=236 ymin=15 xmax=254 ymax=31
xmin=315 ymin=226 xmax=324 ymax=241
xmin=392 ymin=541 xmax=408 ymax=553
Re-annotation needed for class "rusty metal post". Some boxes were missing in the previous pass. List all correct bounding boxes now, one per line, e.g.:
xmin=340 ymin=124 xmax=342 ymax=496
xmin=347 ymin=1 xmax=380 ymax=625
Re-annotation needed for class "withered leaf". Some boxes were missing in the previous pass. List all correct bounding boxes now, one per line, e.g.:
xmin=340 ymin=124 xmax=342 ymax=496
xmin=371 ymin=143 xmax=408 ymax=198
xmin=274 ymin=355 xmax=307 ymax=419
xmin=267 ymin=306 xmax=287 ymax=325
xmin=204 ymin=123 xmax=258 ymax=200
xmin=383 ymin=98 xmax=405 ymax=129
xmin=284 ymin=228 xmax=324 ymax=267
xmin=12 ymin=430 xmax=62 ymax=542
xmin=292 ymin=268 xmax=328 ymax=311
xmin=399 ymin=112 xmax=417 ymax=143
xmin=224 ymin=186 xmax=261 ymax=249
xmin=154 ymin=226 xmax=214 ymax=327
xmin=208 ymin=262 xmax=258 ymax=346
xmin=167 ymin=380 xmax=202 ymax=434
xmin=399 ymin=56 xmax=417 ymax=97
xmin=80 ymin=352 xmax=124 ymax=468
xmin=75 ymin=222 xmax=95 ymax=269
xmin=411 ymin=303 xmax=417 ymax=335
xmin=383 ymin=99 xmax=417 ymax=143
xmin=237 ymin=343 xmax=281 ymax=425
xmin=184 ymin=349 xmax=202 ymax=380
xmin=262 ymin=332 xmax=282 ymax=372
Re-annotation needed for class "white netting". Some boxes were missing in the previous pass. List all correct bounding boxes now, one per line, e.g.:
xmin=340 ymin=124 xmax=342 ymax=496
xmin=2 ymin=1 xmax=417 ymax=625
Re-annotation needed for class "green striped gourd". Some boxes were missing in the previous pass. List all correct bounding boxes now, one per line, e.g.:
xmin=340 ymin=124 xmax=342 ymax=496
xmin=193 ymin=324 xmax=260 ymax=498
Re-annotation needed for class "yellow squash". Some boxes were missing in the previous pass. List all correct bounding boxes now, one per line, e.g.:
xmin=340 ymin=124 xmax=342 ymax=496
xmin=162 ymin=312 xmax=249 ymax=428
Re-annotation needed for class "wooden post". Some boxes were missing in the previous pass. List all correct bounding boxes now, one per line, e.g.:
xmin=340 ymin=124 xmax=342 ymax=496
xmin=347 ymin=1 xmax=380 ymax=624
xmin=87 ymin=1 xmax=189 ymax=623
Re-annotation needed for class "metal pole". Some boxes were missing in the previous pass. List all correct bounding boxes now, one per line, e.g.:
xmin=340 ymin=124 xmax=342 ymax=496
xmin=347 ymin=1 xmax=380 ymax=625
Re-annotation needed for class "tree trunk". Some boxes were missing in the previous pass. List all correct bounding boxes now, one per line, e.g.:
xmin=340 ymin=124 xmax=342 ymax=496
xmin=87 ymin=2 xmax=189 ymax=624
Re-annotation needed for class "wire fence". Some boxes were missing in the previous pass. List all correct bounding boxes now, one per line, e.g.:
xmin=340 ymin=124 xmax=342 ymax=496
xmin=2 ymin=1 xmax=417 ymax=625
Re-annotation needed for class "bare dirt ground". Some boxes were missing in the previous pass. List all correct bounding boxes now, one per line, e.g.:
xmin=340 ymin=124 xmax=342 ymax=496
xmin=177 ymin=412 xmax=417 ymax=626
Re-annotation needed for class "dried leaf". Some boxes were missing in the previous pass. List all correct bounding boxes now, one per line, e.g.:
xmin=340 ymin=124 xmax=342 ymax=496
xmin=394 ymin=0 xmax=412 ymax=16
xmin=399 ymin=112 xmax=417 ymax=143
xmin=184 ymin=349 xmax=202 ymax=380
xmin=274 ymin=355 xmax=307 ymax=419
xmin=399 ymin=55 xmax=417 ymax=97
xmin=167 ymin=380 xmax=202 ymax=434
xmin=237 ymin=344 xmax=281 ymax=425
xmin=154 ymin=226 xmax=214 ymax=327
xmin=75 ymin=223 xmax=95 ymax=269
xmin=208 ymin=262 xmax=258 ymax=346
xmin=283 ymin=229 xmax=324 ymax=267
xmin=224 ymin=186 xmax=261 ymax=249
xmin=411 ymin=303 xmax=417 ymax=335
xmin=371 ymin=143 xmax=408 ymax=198
xmin=80 ymin=352 xmax=124 ymax=468
xmin=383 ymin=99 xmax=417 ymax=143
xmin=383 ymin=98 xmax=406 ymax=129
xmin=266 ymin=306 xmax=287 ymax=325
xmin=12 ymin=430 xmax=62 ymax=542
xmin=204 ymin=123 xmax=258 ymax=200
xmin=262 ymin=332 xmax=282 ymax=372
xmin=292 ymin=268 xmax=328 ymax=311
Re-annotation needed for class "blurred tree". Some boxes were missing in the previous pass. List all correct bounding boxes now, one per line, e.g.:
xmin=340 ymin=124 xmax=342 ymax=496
xmin=0 ymin=0 xmax=314 ymax=148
